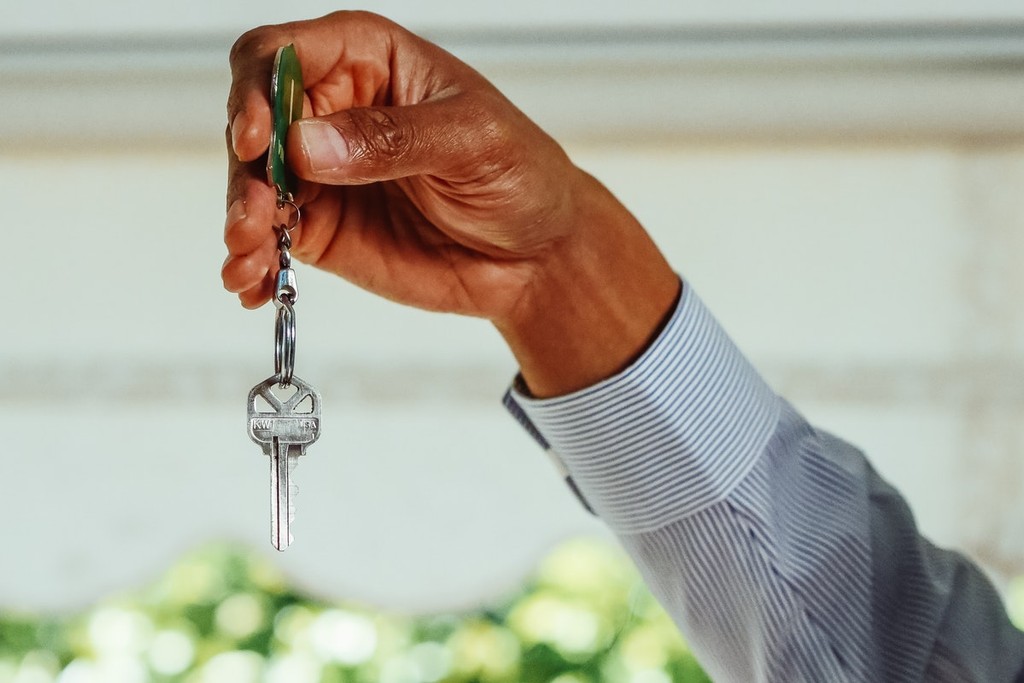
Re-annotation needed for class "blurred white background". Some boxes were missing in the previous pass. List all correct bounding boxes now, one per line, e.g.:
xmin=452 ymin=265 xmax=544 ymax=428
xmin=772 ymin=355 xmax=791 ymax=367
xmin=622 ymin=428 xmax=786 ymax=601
xmin=2 ymin=0 xmax=1024 ymax=614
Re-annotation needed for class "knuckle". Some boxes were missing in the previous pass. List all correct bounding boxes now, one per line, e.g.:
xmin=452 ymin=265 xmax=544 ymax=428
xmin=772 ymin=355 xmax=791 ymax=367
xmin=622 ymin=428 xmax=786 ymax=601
xmin=228 ymin=28 xmax=258 ymax=66
xmin=462 ymin=92 xmax=519 ymax=175
xmin=327 ymin=9 xmax=393 ymax=30
xmin=480 ymin=114 xmax=513 ymax=157
xmin=348 ymin=109 xmax=413 ymax=163
xmin=463 ymin=90 xmax=511 ymax=150
xmin=229 ymin=25 xmax=274 ymax=66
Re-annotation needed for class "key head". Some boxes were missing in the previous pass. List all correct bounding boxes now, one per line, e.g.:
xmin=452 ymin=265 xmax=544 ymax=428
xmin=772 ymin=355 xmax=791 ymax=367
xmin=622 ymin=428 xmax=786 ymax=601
xmin=247 ymin=375 xmax=321 ymax=452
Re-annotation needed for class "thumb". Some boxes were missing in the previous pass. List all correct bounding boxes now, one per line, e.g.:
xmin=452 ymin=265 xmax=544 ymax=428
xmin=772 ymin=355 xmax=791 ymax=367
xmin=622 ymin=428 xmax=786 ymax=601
xmin=287 ymin=95 xmax=499 ymax=185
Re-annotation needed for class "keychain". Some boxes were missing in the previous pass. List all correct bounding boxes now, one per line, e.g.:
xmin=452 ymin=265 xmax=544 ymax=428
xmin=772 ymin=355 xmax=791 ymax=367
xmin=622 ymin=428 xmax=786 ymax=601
xmin=246 ymin=45 xmax=323 ymax=551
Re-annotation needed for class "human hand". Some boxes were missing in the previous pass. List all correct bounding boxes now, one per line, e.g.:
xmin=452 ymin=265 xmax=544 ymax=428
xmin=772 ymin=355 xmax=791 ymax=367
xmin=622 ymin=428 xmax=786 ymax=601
xmin=224 ymin=11 xmax=582 ymax=315
xmin=224 ymin=12 xmax=679 ymax=396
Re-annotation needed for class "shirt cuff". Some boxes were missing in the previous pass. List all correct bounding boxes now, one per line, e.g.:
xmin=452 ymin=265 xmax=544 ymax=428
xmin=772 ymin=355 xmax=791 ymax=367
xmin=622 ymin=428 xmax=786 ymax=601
xmin=503 ymin=282 xmax=781 ymax=534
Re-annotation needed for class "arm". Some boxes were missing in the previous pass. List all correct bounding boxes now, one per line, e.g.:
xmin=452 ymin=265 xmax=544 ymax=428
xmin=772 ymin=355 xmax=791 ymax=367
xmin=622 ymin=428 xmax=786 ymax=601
xmin=507 ymin=284 xmax=1024 ymax=681
xmin=223 ymin=13 xmax=1024 ymax=681
xmin=223 ymin=10 xmax=678 ymax=398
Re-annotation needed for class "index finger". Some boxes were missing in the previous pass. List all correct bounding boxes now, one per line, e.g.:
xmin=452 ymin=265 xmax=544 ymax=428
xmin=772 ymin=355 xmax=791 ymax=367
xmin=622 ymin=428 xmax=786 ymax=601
xmin=226 ymin=25 xmax=283 ymax=163
xmin=227 ymin=11 xmax=397 ymax=164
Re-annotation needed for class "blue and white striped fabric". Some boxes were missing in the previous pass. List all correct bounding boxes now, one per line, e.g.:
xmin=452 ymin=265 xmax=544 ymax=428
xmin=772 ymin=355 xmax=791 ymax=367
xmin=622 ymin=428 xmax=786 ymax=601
xmin=505 ymin=283 xmax=1024 ymax=682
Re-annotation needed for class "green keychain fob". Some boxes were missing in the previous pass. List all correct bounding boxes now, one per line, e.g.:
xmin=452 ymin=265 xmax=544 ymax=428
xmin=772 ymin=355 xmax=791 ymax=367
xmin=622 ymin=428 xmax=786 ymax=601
xmin=267 ymin=44 xmax=304 ymax=200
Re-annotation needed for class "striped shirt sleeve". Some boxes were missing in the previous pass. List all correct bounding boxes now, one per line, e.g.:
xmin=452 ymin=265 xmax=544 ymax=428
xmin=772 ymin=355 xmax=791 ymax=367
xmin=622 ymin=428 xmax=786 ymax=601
xmin=504 ymin=283 xmax=1024 ymax=682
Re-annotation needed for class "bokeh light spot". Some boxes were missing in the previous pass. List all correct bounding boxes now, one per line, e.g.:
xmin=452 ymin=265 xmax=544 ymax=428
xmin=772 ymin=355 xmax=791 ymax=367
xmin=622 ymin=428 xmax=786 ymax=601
xmin=409 ymin=641 xmax=451 ymax=682
xmin=264 ymin=653 xmax=320 ymax=683
xmin=200 ymin=650 xmax=263 ymax=683
xmin=309 ymin=609 xmax=377 ymax=665
xmin=86 ymin=609 xmax=152 ymax=657
xmin=1008 ymin=575 xmax=1024 ymax=630
xmin=147 ymin=629 xmax=195 ymax=676
xmin=215 ymin=594 xmax=264 ymax=639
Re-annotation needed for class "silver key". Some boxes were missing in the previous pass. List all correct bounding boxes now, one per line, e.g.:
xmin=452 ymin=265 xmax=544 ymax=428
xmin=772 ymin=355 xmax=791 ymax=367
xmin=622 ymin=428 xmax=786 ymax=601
xmin=247 ymin=375 xmax=322 ymax=550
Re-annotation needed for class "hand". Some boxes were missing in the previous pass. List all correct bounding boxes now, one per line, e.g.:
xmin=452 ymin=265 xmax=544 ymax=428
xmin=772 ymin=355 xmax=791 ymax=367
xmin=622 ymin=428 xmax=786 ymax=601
xmin=224 ymin=11 xmax=679 ymax=396
xmin=224 ymin=11 xmax=578 ymax=316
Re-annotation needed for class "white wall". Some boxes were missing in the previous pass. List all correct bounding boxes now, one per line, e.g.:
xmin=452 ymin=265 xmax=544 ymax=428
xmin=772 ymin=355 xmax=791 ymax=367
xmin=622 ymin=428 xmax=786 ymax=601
xmin=4 ymin=142 xmax=1024 ymax=611
xmin=2 ymin=3 xmax=1024 ymax=612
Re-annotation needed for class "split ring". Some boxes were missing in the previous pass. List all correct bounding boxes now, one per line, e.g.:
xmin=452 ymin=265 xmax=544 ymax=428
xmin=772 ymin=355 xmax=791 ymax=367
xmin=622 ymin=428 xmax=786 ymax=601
xmin=274 ymin=300 xmax=296 ymax=387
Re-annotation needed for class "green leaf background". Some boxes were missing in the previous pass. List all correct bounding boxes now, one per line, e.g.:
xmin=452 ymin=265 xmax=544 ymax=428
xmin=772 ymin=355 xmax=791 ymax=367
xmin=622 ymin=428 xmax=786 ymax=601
xmin=2 ymin=537 xmax=1022 ymax=683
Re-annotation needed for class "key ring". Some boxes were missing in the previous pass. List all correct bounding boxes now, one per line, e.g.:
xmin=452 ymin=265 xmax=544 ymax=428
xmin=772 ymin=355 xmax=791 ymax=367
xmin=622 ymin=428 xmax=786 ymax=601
xmin=275 ymin=196 xmax=300 ymax=231
xmin=275 ymin=300 xmax=296 ymax=386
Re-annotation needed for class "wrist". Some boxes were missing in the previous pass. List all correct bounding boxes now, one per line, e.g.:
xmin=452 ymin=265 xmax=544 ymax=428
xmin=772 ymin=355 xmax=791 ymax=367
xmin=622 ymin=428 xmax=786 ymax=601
xmin=494 ymin=171 xmax=680 ymax=398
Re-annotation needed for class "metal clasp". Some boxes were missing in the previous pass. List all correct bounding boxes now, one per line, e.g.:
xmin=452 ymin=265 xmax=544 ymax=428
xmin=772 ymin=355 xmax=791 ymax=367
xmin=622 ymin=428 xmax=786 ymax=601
xmin=275 ymin=267 xmax=298 ymax=305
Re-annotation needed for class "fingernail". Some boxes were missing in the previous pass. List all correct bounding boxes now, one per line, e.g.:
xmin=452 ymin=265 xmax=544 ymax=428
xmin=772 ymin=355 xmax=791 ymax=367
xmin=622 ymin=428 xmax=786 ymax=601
xmin=297 ymin=120 xmax=349 ymax=173
xmin=230 ymin=112 xmax=244 ymax=154
xmin=226 ymin=198 xmax=247 ymax=226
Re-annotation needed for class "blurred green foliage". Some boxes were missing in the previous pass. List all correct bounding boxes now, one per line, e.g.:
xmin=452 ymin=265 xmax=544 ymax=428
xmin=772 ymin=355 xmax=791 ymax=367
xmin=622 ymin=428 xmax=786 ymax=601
xmin=7 ymin=539 xmax=1022 ymax=683
xmin=0 ymin=538 xmax=712 ymax=683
